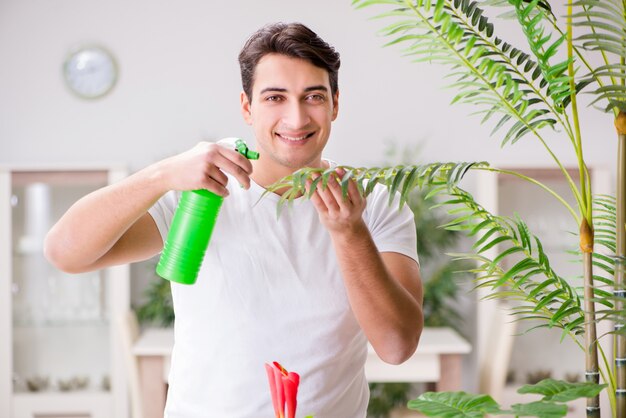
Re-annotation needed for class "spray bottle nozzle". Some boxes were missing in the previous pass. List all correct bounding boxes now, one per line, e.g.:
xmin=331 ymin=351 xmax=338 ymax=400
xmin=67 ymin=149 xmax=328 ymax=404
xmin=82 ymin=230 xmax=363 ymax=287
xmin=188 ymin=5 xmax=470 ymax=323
xmin=235 ymin=139 xmax=260 ymax=160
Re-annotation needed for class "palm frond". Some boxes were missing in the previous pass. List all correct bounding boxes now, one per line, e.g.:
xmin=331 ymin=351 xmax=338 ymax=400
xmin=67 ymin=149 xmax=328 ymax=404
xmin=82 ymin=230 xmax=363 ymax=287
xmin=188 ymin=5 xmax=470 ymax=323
xmin=264 ymin=161 xmax=488 ymax=214
xmin=352 ymin=0 xmax=569 ymax=146
xmin=268 ymin=162 xmax=588 ymax=339
xmin=440 ymin=187 xmax=585 ymax=339
xmin=572 ymin=0 xmax=626 ymax=112
xmin=484 ymin=0 xmax=554 ymax=18
xmin=509 ymin=0 xmax=575 ymax=111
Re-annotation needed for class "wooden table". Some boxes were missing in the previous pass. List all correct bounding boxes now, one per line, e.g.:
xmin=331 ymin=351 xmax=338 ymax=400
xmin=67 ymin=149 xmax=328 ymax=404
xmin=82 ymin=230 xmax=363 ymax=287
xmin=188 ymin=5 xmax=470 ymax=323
xmin=133 ymin=327 xmax=471 ymax=418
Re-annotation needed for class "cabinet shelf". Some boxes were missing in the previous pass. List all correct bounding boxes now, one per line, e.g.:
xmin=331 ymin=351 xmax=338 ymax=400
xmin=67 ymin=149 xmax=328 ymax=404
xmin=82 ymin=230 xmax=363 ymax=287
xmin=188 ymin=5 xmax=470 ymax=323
xmin=13 ymin=392 xmax=113 ymax=418
xmin=14 ymin=388 xmax=110 ymax=395
xmin=12 ymin=319 xmax=109 ymax=328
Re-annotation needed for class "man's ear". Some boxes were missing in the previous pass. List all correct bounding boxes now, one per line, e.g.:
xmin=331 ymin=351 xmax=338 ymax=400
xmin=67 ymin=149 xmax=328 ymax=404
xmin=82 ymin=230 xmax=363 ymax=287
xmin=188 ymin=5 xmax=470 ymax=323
xmin=332 ymin=90 xmax=340 ymax=121
xmin=240 ymin=91 xmax=252 ymax=125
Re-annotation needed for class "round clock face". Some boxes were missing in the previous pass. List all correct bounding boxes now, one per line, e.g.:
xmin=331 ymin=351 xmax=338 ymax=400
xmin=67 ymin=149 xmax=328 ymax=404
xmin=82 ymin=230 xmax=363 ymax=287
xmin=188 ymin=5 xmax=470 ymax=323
xmin=63 ymin=46 xmax=118 ymax=99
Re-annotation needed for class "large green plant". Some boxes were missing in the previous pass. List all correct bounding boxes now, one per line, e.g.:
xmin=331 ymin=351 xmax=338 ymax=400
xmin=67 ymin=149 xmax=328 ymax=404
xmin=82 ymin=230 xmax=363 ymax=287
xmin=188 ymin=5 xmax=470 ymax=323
xmin=135 ymin=261 xmax=175 ymax=327
xmin=267 ymin=0 xmax=626 ymax=416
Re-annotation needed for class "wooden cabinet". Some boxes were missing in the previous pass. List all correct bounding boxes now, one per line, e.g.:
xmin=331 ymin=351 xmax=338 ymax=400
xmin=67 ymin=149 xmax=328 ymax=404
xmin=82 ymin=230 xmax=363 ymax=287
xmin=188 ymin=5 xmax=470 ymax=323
xmin=0 ymin=166 xmax=130 ymax=418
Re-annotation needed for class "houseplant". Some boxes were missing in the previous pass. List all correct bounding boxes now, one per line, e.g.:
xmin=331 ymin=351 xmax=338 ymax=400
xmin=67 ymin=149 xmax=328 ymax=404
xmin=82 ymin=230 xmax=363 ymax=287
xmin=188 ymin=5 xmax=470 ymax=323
xmin=135 ymin=261 xmax=175 ymax=327
xmin=267 ymin=0 xmax=625 ymax=416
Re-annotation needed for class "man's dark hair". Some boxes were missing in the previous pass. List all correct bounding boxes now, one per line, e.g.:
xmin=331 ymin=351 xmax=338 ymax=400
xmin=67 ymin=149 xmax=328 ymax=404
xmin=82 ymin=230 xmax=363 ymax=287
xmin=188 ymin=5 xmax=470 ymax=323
xmin=238 ymin=22 xmax=341 ymax=100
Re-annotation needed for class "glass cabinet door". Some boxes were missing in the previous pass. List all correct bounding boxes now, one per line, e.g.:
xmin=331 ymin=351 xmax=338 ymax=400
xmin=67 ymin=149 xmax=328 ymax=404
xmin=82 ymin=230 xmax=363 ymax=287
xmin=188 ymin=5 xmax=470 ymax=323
xmin=11 ymin=171 xmax=110 ymax=395
xmin=1 ymin=167 xmax=129 ymax=418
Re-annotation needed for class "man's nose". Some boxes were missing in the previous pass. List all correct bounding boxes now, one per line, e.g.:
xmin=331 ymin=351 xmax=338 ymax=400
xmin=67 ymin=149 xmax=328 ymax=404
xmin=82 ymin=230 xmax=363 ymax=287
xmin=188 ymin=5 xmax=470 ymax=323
xmin=283 ymin=102 xmax=311 ymax=129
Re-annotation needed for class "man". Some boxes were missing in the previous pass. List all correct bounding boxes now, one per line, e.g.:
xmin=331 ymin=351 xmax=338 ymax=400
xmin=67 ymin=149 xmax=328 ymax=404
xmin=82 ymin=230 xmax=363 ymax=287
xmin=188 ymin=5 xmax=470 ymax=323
xmin=45 ymin=22 xmax=423 ymax=418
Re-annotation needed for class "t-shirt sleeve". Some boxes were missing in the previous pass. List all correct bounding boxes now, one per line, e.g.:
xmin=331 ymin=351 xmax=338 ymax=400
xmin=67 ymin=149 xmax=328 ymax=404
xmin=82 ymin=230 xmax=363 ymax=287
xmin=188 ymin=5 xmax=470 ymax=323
xmin=364 ymin=184 xmax=419 ymax=266
xmin=147 ymin=190 xmax=180 ymax=249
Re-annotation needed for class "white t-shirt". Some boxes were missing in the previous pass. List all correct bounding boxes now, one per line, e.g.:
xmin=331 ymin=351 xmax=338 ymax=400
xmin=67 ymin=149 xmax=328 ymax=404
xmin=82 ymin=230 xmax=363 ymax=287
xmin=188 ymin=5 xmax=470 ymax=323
xmin=148 ymin=169 xmax=418 ymax=418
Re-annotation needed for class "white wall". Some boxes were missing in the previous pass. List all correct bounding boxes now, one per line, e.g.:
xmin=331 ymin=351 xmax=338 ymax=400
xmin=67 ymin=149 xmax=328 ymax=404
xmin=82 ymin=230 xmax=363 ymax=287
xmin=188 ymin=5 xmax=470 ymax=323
xmin=2 ymin=0 xmax=616 ymax=170
xmin=1 ymin=0 xmax=619 ymax=395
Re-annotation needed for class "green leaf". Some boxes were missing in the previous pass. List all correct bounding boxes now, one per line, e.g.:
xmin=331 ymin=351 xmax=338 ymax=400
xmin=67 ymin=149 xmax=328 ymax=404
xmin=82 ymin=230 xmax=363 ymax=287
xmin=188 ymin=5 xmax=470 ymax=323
xmin=517 ymin=378 xmax=607 ymax=403
xmin=339 ymin=168 xmax=354 ymax=200
xmin=533 ymin=289 xmax=566 ymax=311
xmin=551 ymin=307 xmax=582 ymax=330
xmin=494 ymin=258 xmax=536 ymax=287
xmin=476 ymin=235 xmax=511 ymax=253
xmin=307 ymin=174 xmax=324 ymax=199
xmin=509 ymin=0 xmax=574 ymax=108
xmin=407 ymin=391 xmax=502 ymax=417
xmin=505 ymin=400 xmax=568 ymax=418
xmin=389 ymin=166 xmax=407 ymax=204
xmin=401 ymin=166 xmax=420 ymax=205
xmin=562 ymin=316 xmax=585 ymax=336
xmin=528 ymin=278 xmax=557 ymax=299
xmin=513 ymin=267 xmax=546 ymax=289
xmin=490 ymin=245 xmax=525 ymax=267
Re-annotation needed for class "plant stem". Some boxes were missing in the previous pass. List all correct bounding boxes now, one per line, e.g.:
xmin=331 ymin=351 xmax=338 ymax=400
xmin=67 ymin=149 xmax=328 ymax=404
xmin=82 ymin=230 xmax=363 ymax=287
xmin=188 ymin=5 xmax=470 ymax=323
xmin=598 ymin=343 xmax=617 ymax=416
xmin=569 ymin=2 xmax=600 ymax=414
xmin=614 ymin=111 xmax=626 ymax=418
xmin=567 ymin=0 xmax=590 ymax=223
xmin=622 ymin=1 xmax=625 ymax=89
xmin=551 ymin=6 xmax=619 ymax=119
xmin=476 ymin=166 xmax=580 ymax=224
xmin=582 ymin=223 xmax=601 ymax=417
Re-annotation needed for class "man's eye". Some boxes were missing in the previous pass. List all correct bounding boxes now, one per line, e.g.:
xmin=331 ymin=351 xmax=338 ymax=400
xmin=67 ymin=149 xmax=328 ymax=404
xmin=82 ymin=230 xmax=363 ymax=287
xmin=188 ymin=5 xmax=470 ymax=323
xmin=307 ymin=94 xmax=325 ymax=102
xmin=265 ymin=95 xmax=282 ymax=102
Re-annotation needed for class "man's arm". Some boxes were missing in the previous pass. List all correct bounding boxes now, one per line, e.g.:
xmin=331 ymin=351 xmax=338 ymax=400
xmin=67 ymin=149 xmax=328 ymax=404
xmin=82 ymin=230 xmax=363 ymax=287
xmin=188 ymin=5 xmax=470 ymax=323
xmin=44 ymin=142 xmax=253 ymax=273
xmin=308 ymin=170 xmax=423 ymax=365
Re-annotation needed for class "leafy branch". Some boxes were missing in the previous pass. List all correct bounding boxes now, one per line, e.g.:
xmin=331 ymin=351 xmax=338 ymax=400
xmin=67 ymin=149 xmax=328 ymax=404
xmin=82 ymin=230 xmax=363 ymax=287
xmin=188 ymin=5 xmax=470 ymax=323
xmin=269 ymin=164 xmax=586 ymax=341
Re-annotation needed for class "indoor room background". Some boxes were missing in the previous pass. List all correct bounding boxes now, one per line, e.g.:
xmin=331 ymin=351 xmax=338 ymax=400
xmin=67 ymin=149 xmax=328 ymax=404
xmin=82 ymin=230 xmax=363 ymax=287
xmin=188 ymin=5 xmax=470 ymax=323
xmin=0 ymin=0 xmax=618 ymax=410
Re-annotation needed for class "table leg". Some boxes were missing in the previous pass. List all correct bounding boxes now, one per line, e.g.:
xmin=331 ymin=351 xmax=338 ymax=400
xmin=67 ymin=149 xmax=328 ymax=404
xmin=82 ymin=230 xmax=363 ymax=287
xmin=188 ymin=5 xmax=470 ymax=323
xmin=436 ymin=354 xmax=462 ymax=392
xmin=138 ymin=355 xmax=167 ymax=418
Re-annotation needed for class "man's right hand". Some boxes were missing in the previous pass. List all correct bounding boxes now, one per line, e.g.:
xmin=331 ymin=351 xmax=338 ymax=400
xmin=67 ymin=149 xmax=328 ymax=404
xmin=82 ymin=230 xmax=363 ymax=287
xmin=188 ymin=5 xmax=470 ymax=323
xmin=159 ymin=141 xmax=254 ymax=197
xmin=44 ymin=140 xmax=255 ymax=273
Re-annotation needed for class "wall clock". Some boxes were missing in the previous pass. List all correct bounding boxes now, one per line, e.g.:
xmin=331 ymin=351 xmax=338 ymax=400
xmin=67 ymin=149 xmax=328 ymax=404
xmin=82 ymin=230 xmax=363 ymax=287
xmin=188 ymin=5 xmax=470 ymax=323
xmin=63 ymin=45 xmax=118 ymax=99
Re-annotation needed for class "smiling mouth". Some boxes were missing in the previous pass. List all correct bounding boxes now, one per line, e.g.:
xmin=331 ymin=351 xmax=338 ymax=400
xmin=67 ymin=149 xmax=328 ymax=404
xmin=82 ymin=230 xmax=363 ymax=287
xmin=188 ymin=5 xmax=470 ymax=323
xmin=276 ymin=132 xmax=315 ymax=142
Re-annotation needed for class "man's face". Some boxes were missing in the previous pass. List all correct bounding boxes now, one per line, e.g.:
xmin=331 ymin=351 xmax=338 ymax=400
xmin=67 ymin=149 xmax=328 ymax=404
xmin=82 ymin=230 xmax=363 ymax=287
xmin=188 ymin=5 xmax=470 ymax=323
xmin=240 ymin=53 xmax=339 ymax=176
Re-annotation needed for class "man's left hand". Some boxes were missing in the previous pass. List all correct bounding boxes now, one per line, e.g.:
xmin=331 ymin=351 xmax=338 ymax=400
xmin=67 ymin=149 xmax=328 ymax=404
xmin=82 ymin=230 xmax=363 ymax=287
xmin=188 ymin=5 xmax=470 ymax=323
xmin=306 ymin=168 xmax=366 ymax=234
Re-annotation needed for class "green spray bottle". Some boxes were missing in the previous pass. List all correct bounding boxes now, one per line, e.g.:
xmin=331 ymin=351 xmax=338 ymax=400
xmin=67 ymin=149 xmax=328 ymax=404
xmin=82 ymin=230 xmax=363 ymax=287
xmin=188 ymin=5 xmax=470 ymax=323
xmin=156 ymin=139 xmax=259 ymax=285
